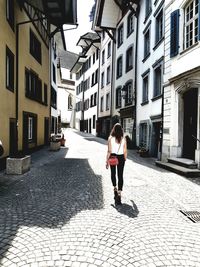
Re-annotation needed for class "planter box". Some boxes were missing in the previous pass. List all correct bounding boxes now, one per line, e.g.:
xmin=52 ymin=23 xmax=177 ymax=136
xmin=6 ymin=155 xmax=31 ymax=174
xmin=50 ymin=141 xmax=61 ymax=151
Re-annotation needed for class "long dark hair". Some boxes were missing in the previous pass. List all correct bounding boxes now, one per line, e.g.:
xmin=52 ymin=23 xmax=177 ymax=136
xmin=110 ymin=123 xmax=123 ymax=143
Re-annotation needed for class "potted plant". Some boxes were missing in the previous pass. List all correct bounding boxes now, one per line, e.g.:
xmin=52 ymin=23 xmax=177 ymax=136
xmin=6 ymin=151 xmax=31 ymax=174
xmin=138 ymin=142 xmax=149 ymax=157
xmin=50 ymin=135 xmax=61 ymax=151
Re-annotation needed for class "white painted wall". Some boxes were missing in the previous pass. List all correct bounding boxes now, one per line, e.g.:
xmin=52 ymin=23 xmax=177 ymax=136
xmin=99 ymin=32 xmax=113 ymax=118
xmin=162 ymin=0 xmax=200 ymax=161
xmin=136 ymin=0 xmax=164 ymax=150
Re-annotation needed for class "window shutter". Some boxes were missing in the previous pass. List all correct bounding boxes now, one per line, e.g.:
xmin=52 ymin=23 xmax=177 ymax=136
xmin=170 ymin=10 xmax=179 ymax=57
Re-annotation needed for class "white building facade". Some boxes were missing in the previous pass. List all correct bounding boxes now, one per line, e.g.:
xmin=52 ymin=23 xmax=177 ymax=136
xmin=136 ymin=0 xmax=164 ymax=158
xmin=114 ymin=9 xmax=137 ymax=147
xmin=97 ymin=32 xmax=113 ymax=139
xmin=93 ymin=0 xmax=139 ymax=147
xmin=162 ymin=0 xmax=200 ymax=165
xmin=57 ymin=50 xmax=78 ymax=129
xmin=72 ymin=32 xmax=100 ymax=135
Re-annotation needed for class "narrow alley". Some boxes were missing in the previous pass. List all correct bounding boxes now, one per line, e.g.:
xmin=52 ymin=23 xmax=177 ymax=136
xmin=0 ymin=129 xmax=200 ymax=267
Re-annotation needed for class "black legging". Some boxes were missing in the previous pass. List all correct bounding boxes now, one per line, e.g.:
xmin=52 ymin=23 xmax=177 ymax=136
xmin=110 ymin=154 xmax=125 ymax=191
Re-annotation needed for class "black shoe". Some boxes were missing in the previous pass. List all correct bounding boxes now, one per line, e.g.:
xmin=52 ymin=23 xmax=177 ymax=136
xmin=115 ymin=195 xmax=122 ymax=205
xmin=114 ymin=190 xmax=118 ymax=200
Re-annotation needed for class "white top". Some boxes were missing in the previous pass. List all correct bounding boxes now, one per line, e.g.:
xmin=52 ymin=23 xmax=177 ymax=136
xmin=110 ymin=136 xmax=125 ymax=155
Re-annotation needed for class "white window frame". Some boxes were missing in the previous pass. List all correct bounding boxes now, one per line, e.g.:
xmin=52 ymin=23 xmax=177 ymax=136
xmin=185 ymin=0 xmax=199 ymax=49
xmin=28 ymin=117 xmax=33 ymax=140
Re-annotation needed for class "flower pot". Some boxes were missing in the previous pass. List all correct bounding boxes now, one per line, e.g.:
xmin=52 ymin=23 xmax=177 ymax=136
xmin=50 ymin=141 xmax=61 ymax=151
xmin=6 ymin=155 xmax=31 ymax=174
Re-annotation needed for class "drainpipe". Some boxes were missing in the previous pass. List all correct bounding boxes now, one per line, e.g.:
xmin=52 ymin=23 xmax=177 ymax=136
xmin=111 ymin=30 xmax=116 ymax=128
xmin=133 ymin=8 xmax=139 ymax=148
xmin=15 ymin=23 xmax=19 ymax=155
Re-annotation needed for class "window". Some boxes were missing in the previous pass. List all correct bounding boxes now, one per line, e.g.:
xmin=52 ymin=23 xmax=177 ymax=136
xmin=6 ymin=46 xmax=14 ymax=92
xmin=153 ymin=64 xmax=162 ymax=98
xmin=6 ymin=0 xmax=14 ymax=29
xmin=95 ymin=69 xmax=98 ymax=84
xmin=127 ymin=13 xmax=134 ymax=36
xmin=100 ymin=96 xmax=104 ymax=112
xmin=51 ymin=87 xmax=57 ymax=108
xmin=101 ymin=72 xmax=105 ymax=88
xmin=116 ymin=87 xmax=121 ymax=108
xmin=96 ymin=49 xmax=99 ymax=60
xmin=25 ymin=68 xmax=45 ymax=104
xmin=102 ymin=50 xmax=105 ymax=65
xmin=107 ymin=41 xmax=111 ymax=58
xmin=93 ymin=115 xmax=96 ymax=129
xmin=106 ymin=93 xmax=110 ymax=110
xmin=117 ymin=24 xmax=123 ymax=47
xmin=144 ymin=28 xmax=150 ymax=59
xmin=94 ymin=92 xmax=97 ymax=106
xmin=93 ymin=52 xmax=95 ymax=64
xmin=140 ymin=123 xmax=148 ymax=147
xmin=27 ymin=114 xmax=37 ymax=143
xmin=145 ymin=0 xmax=152 ymax=18
xmin=68 ymin=94 xmax=72 ymax=110
xmin=106 ymin=66 xmax=111 ymax=84
xmin=92 ymin=73 xmax=95 ymax=86
xmin=126 ymin=46 xmax=133 ymax=72
xmin=142 ymin=75 xmax=149 ymax=103
xmin=185 ymin=0 xmax=199 ymax=49
xmin=52 ymin=64 xmax=56 ymax=83
xmin=117 ymin=56 xmax=123 ymax=78
xmin=28 ymin=117 xmax=33 ymax=140
xmin=155 ymin=9 xmax=163 ymax=44
xmin=30 ymin=29 xmax=42 ymax=64
xmin=90 ymin=94 xmax=94 ymax=107
xmin=125 ymin=82 xmax=133 ymax=106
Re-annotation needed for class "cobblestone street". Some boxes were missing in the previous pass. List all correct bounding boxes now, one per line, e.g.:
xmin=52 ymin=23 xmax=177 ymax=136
xmin=1 ymin=129 xmax=200 ymax=267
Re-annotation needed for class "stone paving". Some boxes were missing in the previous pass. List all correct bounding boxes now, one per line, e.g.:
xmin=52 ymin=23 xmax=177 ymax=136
xmin=0 ymin=129 xmax=200 ymax=267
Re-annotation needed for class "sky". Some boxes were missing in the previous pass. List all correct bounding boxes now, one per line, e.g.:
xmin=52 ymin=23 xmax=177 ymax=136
xmin=64 ymin=0 xmax=95 ymax=54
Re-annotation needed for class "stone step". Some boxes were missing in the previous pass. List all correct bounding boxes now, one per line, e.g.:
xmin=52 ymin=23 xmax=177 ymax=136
xmin=168 ymin=157 xmax=197 ymax=169
xmin=155 ymin=161 xmax=200 ymax=178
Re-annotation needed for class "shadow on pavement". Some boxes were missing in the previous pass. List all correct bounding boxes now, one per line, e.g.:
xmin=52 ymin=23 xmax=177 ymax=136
xmin=0 ymin=150 xmax=104 ymax=263
xmin=111 ymin=200 xmax=139 ymax=218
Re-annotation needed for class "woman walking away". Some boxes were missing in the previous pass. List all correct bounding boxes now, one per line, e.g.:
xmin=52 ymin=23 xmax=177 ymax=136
xmin=106 ymin=123 xmax=127 ymax=205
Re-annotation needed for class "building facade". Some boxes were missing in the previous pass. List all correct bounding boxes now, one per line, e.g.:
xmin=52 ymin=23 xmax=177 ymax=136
xmin=162 ymin=0 xmax=200 ymax=166
xmin=0 ymin=1 xmax=50 ymax=169
xmin=57 ymin=50 xmax=78 ymax=129
xmin=97 ymin=32 xmax=113 ymax=139
xmin=72 ymin=32 xmax=100 ymax=135
xmin=114 ymin=9 xmax=137 ymax=147
xmin=0 ymin=0 xmax=77 ymax=169
xmin=136 ymin=0 xmax=164 ymax=158
xmin=93 ymin=0 xmax=139 ymax=146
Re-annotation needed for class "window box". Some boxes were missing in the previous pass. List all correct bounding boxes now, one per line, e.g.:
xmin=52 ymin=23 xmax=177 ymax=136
xmin=6 ymin=155 xmax=31 ymax=174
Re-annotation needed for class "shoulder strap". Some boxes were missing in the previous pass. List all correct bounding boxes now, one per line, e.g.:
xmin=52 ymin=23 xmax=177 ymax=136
xmin=116 ymin=139 xmax=122 ymax=154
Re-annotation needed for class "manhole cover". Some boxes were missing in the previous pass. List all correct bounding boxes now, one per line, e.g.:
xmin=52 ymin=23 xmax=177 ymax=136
xmin=180 ymin=210 xmax=200 ymax=223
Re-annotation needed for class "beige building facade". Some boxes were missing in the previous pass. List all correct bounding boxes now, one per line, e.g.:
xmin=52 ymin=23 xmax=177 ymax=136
xmin=0 ymin=1 xmax=50 ymax=169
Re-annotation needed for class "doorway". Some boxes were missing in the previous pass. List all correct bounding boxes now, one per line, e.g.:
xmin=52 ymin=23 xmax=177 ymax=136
xmin=183 ymin=88 xmax=198 ymax=159
xmin=9 ymin=118 xmax=17 ymax=156
xmin=44 ymin=117 xmax=49 ymax=145
xmin=151 ymin=121 xmax=161 ymax=157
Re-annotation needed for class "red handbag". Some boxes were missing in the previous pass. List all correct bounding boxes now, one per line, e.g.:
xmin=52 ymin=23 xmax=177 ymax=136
xmin=108 ymin=156 xmax=119 ymax=166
